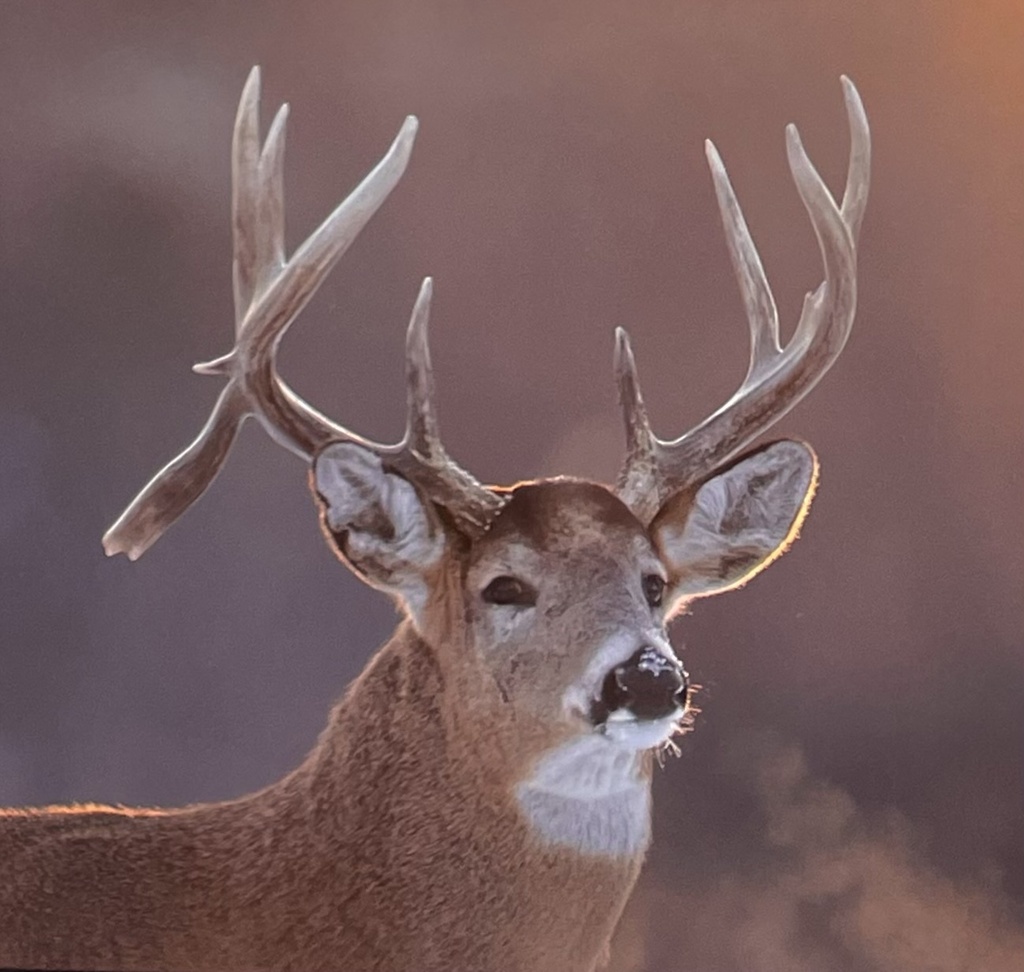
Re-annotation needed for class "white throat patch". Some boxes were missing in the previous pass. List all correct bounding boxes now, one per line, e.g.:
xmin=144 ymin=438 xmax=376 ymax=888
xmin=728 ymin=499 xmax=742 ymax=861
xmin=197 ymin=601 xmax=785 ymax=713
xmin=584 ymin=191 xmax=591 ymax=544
xmin=515 ymin=733 xmax=652 ymax=857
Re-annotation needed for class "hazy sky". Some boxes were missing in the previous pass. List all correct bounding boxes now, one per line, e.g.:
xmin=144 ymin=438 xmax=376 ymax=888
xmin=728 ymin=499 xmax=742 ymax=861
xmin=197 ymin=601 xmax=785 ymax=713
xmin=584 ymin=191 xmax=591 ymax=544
xmin=1 ymin=3 xmax=1021 ymax=969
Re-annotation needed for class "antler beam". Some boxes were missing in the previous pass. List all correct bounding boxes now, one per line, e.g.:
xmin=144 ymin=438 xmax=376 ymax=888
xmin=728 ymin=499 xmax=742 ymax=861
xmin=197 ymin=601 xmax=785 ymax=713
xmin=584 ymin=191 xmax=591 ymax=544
xmin=103 ymin=67 xmax=502 ymax=560
xmin=615 ymin=77 xmax=871 ymax=522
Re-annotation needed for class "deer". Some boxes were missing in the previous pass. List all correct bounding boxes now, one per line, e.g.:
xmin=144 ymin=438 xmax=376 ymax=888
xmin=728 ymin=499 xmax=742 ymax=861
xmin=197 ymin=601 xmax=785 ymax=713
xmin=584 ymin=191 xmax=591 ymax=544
xmin=0 ymin=67 xmax=869 ymax=972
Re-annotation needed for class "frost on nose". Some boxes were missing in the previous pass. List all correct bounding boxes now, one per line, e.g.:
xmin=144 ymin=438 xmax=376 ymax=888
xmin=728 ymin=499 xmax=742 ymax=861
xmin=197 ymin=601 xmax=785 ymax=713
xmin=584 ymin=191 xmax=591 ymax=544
xmin=590 ymin=647 xmax=689 ymax=724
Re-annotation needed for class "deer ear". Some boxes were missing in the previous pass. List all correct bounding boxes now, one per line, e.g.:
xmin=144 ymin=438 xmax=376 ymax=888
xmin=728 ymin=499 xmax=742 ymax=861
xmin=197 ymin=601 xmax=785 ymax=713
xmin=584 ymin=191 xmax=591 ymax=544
xmin=651 ymin=440 xmax=818 ymax=613
xmin=311 ymin=442 xmax=445 ymax=617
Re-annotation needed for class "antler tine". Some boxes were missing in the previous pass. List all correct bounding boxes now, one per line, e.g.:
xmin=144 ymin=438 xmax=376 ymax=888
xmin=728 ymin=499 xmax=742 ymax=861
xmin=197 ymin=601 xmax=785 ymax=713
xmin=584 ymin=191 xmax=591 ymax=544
xmin=104 ymin=68 xmax=501 ymax=560
xmin=218 ymin=67 xmax=290 ymax=332
xmin=386 ymin=276 xmax=505 ymax=530
xmin=839 ymin=76 xmax=870 ymax=244
xmin=231 ymin=66 xmax=261 ymax=329
xmin=403 ymin=276 xmax=441 ymax=460
xmin=704 ymin=138 xmax=782 ymax=386
xmin=102 ymin=385 xmax=249 ymax=560
xmin=614 ymin=327 xmax=659 ymax=487
xmin=616 ymin=78 xmax=870 ymax=522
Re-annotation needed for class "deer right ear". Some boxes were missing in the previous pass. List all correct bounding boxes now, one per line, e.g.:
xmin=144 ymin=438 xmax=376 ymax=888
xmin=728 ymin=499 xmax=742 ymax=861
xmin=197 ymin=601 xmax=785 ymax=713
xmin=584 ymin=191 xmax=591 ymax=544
xmin=311 ymin=443 xmax=445 ymax=614
xmin=650 ymin=440 xmax=818 ymax=614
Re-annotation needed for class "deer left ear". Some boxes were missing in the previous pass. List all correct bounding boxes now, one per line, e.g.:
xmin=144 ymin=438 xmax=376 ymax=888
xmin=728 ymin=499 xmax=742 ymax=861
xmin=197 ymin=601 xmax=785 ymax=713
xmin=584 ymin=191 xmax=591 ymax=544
xmin=311 ymin=442 xmax=445 ymax=622
xmin=651 ymin=440 xmax=818 ymax=613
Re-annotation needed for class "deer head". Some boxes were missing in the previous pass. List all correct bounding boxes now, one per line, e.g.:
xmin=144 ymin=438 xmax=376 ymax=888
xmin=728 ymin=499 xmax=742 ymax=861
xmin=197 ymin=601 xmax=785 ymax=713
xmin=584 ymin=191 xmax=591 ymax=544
xmin=102 ymin=66 xmax=868 ymax=843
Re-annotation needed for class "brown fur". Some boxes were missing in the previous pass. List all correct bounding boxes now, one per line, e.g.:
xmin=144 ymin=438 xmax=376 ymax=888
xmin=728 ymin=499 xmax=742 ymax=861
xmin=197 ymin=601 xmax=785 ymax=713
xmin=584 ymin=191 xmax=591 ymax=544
xmin=486 ymin=479 xmax=646 ymax=549
xmin=0 ymin=627 xmax=641 ymax=971
xmin=0 ymin=484 xmax=652 ymax=972
xmin=0 ymin=464 xmax=812 ymax=970
xmin=0 ymin=63 xmax=860 ymax=968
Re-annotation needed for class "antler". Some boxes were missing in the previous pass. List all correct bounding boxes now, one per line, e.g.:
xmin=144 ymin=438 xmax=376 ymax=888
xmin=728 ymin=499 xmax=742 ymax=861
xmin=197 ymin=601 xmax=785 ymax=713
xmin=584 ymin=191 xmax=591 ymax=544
xmin=103 ymin=67 xmax=502 ymax=560
xmin=615 ymin=77 xmax=870 ymax=523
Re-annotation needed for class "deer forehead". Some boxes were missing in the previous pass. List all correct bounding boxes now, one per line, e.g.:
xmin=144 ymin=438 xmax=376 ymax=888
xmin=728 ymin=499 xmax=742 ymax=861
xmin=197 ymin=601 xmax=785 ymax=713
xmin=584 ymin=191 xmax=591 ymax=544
xmin=470 ymin=480 xmax=662 ymax=572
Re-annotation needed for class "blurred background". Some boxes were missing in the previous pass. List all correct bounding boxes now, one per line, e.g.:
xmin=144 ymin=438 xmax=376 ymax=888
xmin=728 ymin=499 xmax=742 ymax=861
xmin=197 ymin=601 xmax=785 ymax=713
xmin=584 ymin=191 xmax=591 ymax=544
xmin=1 ymin=2 xmax=1021 ymax=969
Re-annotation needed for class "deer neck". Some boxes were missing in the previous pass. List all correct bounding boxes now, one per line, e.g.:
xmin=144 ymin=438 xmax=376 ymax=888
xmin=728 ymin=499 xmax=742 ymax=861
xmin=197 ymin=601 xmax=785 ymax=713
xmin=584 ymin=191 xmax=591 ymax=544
xmin=282 ymin=623 xmax=647 ymax=971
xmin=297 ymin=621 xmax=654 ymax=858
xmin=295 ymin=621 xmax=528 ymax=819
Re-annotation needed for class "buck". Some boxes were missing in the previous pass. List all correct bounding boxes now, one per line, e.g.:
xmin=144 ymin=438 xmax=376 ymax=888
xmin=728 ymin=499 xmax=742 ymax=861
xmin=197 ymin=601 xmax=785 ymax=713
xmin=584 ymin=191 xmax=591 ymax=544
xmin=0 ymin=68 xmax=869 ymax=971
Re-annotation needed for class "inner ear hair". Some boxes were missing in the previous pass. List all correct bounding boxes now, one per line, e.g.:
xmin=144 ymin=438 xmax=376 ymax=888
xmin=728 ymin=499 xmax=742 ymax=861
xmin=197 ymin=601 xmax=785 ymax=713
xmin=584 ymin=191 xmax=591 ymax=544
xmin=651 ymin=439 xmax=819 ymax=602
xmin=308 ymin=442 xmax=446 ymax=595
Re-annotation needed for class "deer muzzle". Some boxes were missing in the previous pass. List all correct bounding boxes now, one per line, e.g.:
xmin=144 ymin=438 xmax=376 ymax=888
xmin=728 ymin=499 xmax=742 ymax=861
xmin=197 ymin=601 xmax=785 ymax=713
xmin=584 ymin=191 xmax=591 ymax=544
xmin=590 ymin=647 xmax=689 ymax=726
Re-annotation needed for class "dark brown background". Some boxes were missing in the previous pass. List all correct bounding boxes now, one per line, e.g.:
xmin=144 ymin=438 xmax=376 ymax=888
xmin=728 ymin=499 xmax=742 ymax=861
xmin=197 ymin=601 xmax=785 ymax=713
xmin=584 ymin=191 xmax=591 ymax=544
xmin=1 ymin=2 xmax=1021 ymax=969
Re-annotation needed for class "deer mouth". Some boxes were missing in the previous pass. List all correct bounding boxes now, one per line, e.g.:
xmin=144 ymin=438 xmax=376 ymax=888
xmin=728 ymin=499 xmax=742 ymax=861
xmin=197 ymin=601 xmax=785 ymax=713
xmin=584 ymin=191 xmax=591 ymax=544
xmin=589 ymin=646 xmax=690 ymax=730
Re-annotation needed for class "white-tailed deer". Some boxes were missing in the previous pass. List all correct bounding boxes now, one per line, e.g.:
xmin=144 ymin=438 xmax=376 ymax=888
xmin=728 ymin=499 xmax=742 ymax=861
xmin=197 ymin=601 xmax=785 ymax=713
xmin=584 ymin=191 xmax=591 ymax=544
xmin=0 ymin=69 xmax=869 ymax=972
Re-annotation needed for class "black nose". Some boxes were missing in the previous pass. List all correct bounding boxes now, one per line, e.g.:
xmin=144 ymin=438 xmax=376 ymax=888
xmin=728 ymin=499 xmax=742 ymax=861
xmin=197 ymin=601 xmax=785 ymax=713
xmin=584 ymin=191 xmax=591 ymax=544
xmin=592 ymin=647 xmax=689 ymax=724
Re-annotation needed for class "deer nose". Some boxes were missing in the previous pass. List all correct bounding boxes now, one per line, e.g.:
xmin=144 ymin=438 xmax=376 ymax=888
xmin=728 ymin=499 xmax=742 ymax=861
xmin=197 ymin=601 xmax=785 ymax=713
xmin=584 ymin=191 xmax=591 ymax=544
xmin=592 ymin=647 xmax=689 ymax=724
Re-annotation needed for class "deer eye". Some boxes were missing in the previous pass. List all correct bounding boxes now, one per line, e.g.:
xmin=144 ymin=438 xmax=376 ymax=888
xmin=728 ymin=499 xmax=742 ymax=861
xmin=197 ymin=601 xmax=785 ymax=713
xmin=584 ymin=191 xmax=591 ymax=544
xmin=482 ymin=575 xmax=537 ymax=607
xmin=642 ymin=573 xmax=666 ymax=608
